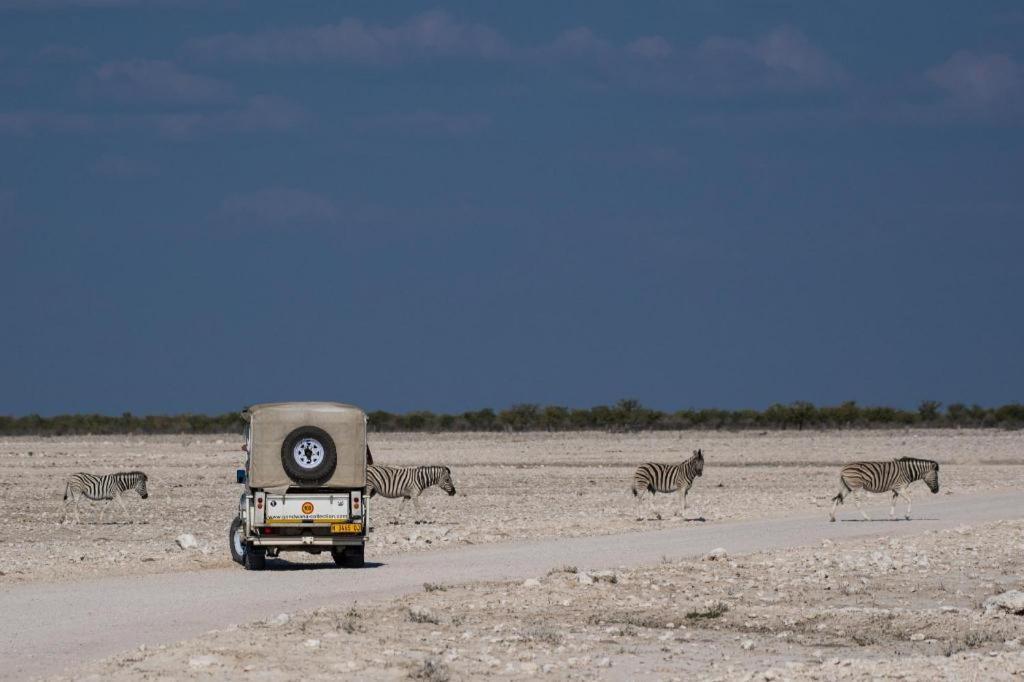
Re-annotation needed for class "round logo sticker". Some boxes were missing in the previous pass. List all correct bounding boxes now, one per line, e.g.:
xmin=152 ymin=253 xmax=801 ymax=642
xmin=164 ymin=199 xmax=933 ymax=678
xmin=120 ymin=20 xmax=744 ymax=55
xmin=301 ymin=502 xmax=314 ymax=514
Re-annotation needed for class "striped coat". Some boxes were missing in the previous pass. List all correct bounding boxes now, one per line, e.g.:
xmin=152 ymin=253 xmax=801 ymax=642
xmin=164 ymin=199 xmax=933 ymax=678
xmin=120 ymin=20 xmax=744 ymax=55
xmin=59 ymin=471 xmax=149 ymax=524
xmin=366 ymin=465 xmax=457 ymax=500
xmin=830 ymin=457 xmax=939 ymax=521
xmin=631 ymin=449 xmax=704 ymax=513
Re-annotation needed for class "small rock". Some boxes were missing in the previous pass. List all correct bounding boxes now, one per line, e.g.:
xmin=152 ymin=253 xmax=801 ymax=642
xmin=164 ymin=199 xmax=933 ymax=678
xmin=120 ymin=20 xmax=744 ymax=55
xmin=577 ymin=572 xmax=594 ymax=585
xmin=591 ymin=570 xmax=618 ymax=583
xmin=269 ymin=613 xmax=290 ymax=626
xmin=704 ymin=547 xmax=727 ymax=561
xmin=910 ymin=633 xmax=925 ymax=641
xmin=188 ymin=655 xmax=217 ymax=668
xmin=741 ymin=639 xmax=755 ymax=650
xmin=984 ymin=591 xmax=1024 ymax=616
xmin=523 ymin=578 xmax=541 ymax=588
xmin=175 ymin=534 xmax=198 ymax=550
xmin=304 ymin=639 xmax=320 ymax=648
xmin=596 ymin=657 xmax=612 ymax=668
xmin=520 ymin=662 xmax=538 ymax=674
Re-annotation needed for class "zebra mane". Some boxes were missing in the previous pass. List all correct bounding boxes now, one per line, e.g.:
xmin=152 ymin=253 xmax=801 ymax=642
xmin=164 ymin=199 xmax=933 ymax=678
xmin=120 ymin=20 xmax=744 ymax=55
xmin=896 ymin=457 xmax=939 ymax=470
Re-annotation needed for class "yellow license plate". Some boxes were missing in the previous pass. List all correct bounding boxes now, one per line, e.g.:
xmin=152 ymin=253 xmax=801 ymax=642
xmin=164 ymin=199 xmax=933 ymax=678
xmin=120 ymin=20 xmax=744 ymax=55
xmin=331 ymin=523 xmax=362 ymax=534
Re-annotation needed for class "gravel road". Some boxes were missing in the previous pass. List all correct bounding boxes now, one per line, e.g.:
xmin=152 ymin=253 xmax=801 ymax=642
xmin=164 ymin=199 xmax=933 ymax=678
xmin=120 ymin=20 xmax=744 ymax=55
xmin=3 ymin=489 xmax=1022 ymax=680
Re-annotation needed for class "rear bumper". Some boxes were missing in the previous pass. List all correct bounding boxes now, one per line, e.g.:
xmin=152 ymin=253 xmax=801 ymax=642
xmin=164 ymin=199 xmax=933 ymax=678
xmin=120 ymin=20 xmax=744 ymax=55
xmin=250 ymin=536 xmax=365 ymax=549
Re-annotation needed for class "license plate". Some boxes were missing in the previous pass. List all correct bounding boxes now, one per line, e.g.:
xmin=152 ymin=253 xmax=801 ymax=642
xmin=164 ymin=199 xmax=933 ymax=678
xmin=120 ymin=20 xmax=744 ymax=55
xmin=331 ymin=523 xmax=362 ymax=534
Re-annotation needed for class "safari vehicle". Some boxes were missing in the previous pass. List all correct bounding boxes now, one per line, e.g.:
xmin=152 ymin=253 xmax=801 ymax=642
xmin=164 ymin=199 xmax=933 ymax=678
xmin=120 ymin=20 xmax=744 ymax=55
xmin=230 ymin=402 xmax=368 ymax=571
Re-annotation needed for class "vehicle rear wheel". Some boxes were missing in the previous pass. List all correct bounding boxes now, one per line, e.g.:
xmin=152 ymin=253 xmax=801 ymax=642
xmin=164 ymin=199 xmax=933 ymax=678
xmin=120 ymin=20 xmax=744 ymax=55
xmin=331 ymin=545 xmax=364 ymax=568
xmin=229 ymin=516 xmax=245 ymax=564
xmin=281 ymin=426 xmax=337 ymax=485
xmin=244 ymin=546 xmax=266 ymax=571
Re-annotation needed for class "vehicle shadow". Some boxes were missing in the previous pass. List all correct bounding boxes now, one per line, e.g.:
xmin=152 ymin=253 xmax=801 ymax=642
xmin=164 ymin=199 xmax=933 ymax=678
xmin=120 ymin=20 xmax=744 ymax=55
xmin=263 ymin=559 xmax=385 ymax=571
xmin=839 ymin=517 xmax=938 ymax=522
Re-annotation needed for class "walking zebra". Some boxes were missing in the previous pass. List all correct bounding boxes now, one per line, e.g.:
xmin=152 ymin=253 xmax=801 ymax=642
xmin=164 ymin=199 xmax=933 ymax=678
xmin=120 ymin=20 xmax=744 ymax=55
xmin=365 ymin=465 xmax=456 ymax=520
xmin=829 ymin=457 xmax=939 ymax=522
xmin=58 ymin=471 xmax=149 ymax=525
xmin=631 ymin=449 xmax=704 ymax=518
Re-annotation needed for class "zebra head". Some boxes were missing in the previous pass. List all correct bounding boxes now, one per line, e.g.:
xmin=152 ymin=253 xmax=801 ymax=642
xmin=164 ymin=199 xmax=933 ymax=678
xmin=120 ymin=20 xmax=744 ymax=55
xmin=690 ymin=449 xmax=704 ymax=477
xmin=134 ymin=472 xmax=149 ymax=499
xmin=438 ymin=467 xmax=457 ymax=496
xmin=923 ymin=461 xmax=939 ymax=493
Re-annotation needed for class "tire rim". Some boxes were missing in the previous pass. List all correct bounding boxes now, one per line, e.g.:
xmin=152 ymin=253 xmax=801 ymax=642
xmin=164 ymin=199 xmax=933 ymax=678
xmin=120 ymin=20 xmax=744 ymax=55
xmin=232 ymin=524 xmax=244 ymax=557
xmin=292 ymin=437 xmax=325 ymax=469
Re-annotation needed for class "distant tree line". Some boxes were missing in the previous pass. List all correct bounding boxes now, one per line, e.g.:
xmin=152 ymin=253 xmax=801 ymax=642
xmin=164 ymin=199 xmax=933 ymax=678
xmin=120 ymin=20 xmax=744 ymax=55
xmin=1 ymin=400 xmax=1023 ymax=435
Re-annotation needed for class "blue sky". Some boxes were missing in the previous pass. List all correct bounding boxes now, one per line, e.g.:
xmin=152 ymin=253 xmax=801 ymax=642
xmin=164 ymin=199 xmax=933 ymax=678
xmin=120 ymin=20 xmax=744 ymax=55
xmin=1 ymin=1 xmax=1022 ymax=415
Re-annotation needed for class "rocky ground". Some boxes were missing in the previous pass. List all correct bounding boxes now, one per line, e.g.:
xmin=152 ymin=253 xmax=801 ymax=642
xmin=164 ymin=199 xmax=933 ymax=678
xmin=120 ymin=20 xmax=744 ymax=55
xmin=1 ymin=429 xmax=1022 ymax=584
xmin=56 ymin=519 xmax=1024 ymax=680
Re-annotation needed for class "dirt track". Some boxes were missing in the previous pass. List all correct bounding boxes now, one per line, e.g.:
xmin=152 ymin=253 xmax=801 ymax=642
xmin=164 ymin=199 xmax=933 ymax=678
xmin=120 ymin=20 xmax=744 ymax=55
xmin=1 ymin=490 xmax=1022 ymax=679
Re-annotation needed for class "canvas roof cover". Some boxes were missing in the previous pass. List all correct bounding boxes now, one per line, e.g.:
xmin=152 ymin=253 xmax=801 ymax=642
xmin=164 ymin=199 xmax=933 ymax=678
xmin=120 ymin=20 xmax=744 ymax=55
xmin=243 ymin=402 xmax=366 ymax=492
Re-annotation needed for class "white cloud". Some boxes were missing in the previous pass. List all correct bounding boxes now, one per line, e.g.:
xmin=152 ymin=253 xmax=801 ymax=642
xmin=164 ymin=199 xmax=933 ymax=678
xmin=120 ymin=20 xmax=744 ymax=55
xmin=84 ymin=59 xmax=232 ymax=103
xmin=0 ymin=96 xmax=304 ymax=138
xmin=627 ymin=36 xmax=673 ymax=60
xmin=354 ymin=110 xmax=490 ymax=137
xmin=927 ymin=50 xmax=1023 ymax=110
xmin=92 ymin=153 xmax=158 ymax=178
xmin=540 ymin=27 xmax=612 ymax=60
xmin=150 ymin=95 xmax=306 ymax=138
xmin=185 ymin=10 xmax=511 ymax=65
xmin=0 ymin=110 xmax=95 ymax=135
xmin=34 ymin=44 xmax=92 ymax=64
xmin=696 ymin=26 xmax=843 ymax=91
xmin=219 ymin=188 xmax=339 ymax=227
xmin=0 ymin=0 xmax=205 ymax=8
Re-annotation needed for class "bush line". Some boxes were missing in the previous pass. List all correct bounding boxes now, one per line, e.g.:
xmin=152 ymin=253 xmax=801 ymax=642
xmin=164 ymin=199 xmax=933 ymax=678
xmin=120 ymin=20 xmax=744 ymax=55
xmin=1 ymin=400 xmax=1022 ymax=435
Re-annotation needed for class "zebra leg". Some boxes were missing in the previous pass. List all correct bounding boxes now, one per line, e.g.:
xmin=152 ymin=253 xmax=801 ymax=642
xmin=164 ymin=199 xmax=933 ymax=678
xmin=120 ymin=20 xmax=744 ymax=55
xmin=903 ymin=489 xmax=913 ymax=520
xmin=830 ymin=480 xmax=852 ymax=522
xmin=852 ymin=491 xmax=870 ymax=520
xmin=116 ymin=492 xmax=131 ymax=523
xmin=58 ymin=483 xmax=69 ymax=524
xmin=829 ymin=489 xmax=845 ymax=522
xmin=411 ymin=489 xmax=424 ymax=520
xmin=890 ymin=491 xmax=898 ymax=518
xmin=73 ymin=491 xmax=83 ymax=525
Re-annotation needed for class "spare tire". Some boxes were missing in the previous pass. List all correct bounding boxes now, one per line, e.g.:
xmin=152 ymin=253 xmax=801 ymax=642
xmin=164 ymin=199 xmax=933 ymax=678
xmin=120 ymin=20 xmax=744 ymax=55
xmin=281 ymin=426 xmax=337 ymax=485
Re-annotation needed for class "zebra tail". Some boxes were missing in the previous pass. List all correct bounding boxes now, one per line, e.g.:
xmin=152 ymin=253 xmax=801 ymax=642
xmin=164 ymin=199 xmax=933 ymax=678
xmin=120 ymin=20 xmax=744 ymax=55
xmin=63 ymin=481 xmax=69 ymax=501
xmin=832 ymin=479 xmax=851 ymax=505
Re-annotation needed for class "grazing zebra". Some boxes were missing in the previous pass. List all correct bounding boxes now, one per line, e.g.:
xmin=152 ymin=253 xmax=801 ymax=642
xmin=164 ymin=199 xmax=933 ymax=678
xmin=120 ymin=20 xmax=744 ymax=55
xmin=631 ymin=449 xmax=704 ymax=518
xmin=365 ymin=465 xmax=456 ymax=519
xmin=58 ymin=471 xmax=149 ymax=525
xmin=829 ymin=457 xmax=939 ymax=522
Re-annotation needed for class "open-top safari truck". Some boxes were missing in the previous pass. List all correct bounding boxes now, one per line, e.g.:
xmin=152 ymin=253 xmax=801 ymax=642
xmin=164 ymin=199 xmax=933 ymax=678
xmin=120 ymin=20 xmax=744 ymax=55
xmin=230 ymin=402 xmax=368 ymax=570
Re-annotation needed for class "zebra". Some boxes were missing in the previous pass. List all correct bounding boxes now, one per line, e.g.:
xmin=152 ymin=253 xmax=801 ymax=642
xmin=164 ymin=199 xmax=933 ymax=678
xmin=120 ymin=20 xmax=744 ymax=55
xmin=365 ymin=465 xmax=456 ymax=520
xmin=58 ymin=471 xmax=149 ymax=525
xmin=829 ymin=457 xmax=939 ymax=522
xmin=631 ymin=449 xmax=704 ymax=518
